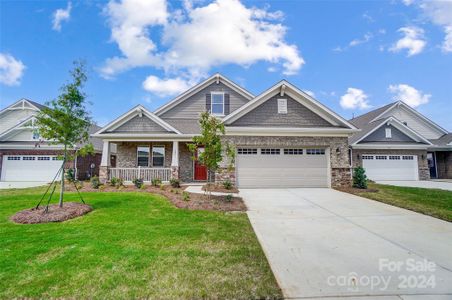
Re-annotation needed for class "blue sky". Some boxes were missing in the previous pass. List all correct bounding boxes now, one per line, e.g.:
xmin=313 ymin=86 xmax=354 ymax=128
xmin=0 ymin=0 xmax=451 ymax=130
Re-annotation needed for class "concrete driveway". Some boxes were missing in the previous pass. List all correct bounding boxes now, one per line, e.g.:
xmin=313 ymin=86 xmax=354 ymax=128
xmin=241 ymin=188 xmax=452 ymax=299
xmin=376 ymin=180 xmax=452 ymax=191
xmin=0 ymin=182 xmax=47 ymax=189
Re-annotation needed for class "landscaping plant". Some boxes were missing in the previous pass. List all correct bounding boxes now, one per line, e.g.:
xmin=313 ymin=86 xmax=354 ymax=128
xmin=223 ymin=179 xmax=233 ymax=190
xmin=133 ymin=178 xmax=144 ymax=189
xmin=35 ymin=61 xmax=93 ymax=207
xmin=90 ymin=176 xmax=100 ymax=189
xmin=182 ymin=191 xmax=190 ymax=201
xmin=353 ymin=166 xmax=368 ymax=189
xmin=225 ymin=194 xmax=233 ymax=202
xmin=110 ymin=177 xmax=119 ymax=187
xmin=170 ymin=178 xmax=180 ymax=188
xmin=151 ymin=178 xmax=162 ymax=187
xmin=66 ymin=168 xmax=76 ymax=182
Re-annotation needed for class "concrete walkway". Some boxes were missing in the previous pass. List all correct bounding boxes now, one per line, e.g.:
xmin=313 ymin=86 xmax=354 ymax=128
xmin=376 ymin=180 xmax=452 ymax=191
xmin=0 ymin=182 xmax=47 ymax=189
xmin=241 ymin=188 xmax=452 ymax=299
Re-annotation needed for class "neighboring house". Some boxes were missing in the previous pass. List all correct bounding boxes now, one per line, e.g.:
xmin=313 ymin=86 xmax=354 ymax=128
xmin=349 ymin=101 xmax=452 ymax=181
xmin=0 ymin=99 xmax=114 ymax=182
xmin=93 ymin=74 xmax=358 ymax=188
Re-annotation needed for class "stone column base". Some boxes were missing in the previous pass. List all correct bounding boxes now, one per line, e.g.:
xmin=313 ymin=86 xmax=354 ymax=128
xmin=331 ymin=167 xmax=351 ymax=188
xmin=171 ymin=166 xmax=179 ymax=180
xmin=99 ymin=166 xmax=108 ymax=184
xmin=215 ymin=167 xmax=236 ymax=185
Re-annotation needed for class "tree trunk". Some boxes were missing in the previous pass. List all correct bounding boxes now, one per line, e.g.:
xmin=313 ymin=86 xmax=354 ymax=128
xmin=59 ymin=145 xmax=67 ymax=208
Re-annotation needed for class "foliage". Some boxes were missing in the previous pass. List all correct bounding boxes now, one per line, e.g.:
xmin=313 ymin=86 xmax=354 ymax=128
xmin=116 ymin=178 xmax=124 ymax=188
xmin=160 ymin=184 xmax=165 ymax=190
xmin=75 ymin=181 xmax=83 ymax=190
xmin=90 ymin=176 xmax=100 ymax=189
xmin=110 ymin=177 xmax=119 ymax=187
xmin=170 ymin=178 xmax=181 ymax=188
xmin=66 ymin=168 xmax=76 ymax=182
xmin=225 ymin=194 xmax=233 ymax=202
xmin=353 ymin=166 xmax=368 ymax=189
xmin=182 ymin=191 xmax=190 ymax=201
xmin=132 ymin=178 xmax=144 ymax=189
xmin=34 ymin=61 xmax=92 ymax=207
xmin=151 ymin=178 xmax=162 ymax=187
xmin=223 ymin=179 xmax=233 ymax=190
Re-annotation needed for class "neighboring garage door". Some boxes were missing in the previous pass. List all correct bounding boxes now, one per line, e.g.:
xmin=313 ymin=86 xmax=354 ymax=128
xmin=362 ymin=154 xmax=418 ymax=181
xmin=236 ymin=147 xmax=329 ymax=188
xmin=1 ymin=155 xmax=64 ymax=182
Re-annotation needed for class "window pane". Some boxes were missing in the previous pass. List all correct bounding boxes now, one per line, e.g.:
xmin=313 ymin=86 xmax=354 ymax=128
xmin=212 ymin=93 xmax=224 ymax=103
xmin=211 ymin=93 xmax=224 ymax=115
xmin=137 ymin=146 xmax=149 ymax=167
xmin=152 ymin=146 xmax=165 ymax=167
xmin=212 ymin=103 xmax=223 ymax=114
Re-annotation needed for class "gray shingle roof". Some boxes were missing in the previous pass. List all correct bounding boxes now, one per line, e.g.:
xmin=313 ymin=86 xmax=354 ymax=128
xmin=348 ymin=102 xmax=396 ymax=129
xmin=429 ymin=133 xmax=452 ymax=147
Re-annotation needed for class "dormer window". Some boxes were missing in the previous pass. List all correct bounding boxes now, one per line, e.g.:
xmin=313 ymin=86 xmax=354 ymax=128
xmin=385 ymin=127 xmax=392 ymax=138
xmin=211 ymin=92 xmax=224 ymax=116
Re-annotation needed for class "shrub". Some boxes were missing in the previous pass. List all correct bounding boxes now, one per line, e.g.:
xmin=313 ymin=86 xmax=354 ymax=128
xmin=225 ymin=194 xmax=233 ymax=202
xmin=182 ymin=191 xmax=190 ymax=201
xmin=353 ymin=166 xmax=368 ymax=189
xmin=151 ymin=178 xmax=162 ymax=187
xmin=169 ymin=178 xmax=180 ymax=188
xmin=116 ymin=178 xmax=124 ymax=188
xmin=110 ymin=177 xmax=119 ymax=186
xmin=132 ymin=178 xmax=144 ymax=189
xmin=222 ymin=179 xmax=233 ymax=190
xmin=90 ymin=176 xmax=100 ymax=189
xmin=160 ymin=184 xmax=165 ymax=190
xmin=66 ymin=168 xmax=76 ymax=182
xmin=75 ymin=180 xmax=83 ymax=190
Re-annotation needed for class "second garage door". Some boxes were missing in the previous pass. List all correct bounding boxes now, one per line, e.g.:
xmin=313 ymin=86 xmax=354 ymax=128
xmin=236 ymin=147 xmax=329 ymax=188
xmin=1 ymin=155 xmax=64 ymax=182
xmin=362 ymin=154 xmax=418 ymax=181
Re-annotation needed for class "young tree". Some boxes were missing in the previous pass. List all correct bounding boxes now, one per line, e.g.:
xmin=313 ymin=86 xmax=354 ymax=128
xmin=35 ymin=61 xmax=92 ymax=207
xmin=353 ymin=166 xmax=368 ymax=189
xmin=188 ymin=111 xmax=234 ymax=198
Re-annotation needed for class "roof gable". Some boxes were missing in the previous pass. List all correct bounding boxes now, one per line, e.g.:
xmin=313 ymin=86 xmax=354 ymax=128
xmin=154 ymin=74 xmax=254 ymax=117
xmin=223 ymin=80 xmax=357 ymax=130
xmin=94 ymin=105 xmax=181 ymax=135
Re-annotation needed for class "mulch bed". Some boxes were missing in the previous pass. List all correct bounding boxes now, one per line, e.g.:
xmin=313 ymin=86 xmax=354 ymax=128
xmin=11 ymin=202 xmax=92 ymax=224
xmin=336 ymin=187 xmax=379 ymax=194
xmin=65 ymin=182 xmax=246 ymax=212
xmin=202 ymin=183 xmax=239 ymax=194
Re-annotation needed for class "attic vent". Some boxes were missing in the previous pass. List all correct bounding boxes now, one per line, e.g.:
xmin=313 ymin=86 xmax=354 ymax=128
xmin=277 ymin=99 xmax=287 ymax=114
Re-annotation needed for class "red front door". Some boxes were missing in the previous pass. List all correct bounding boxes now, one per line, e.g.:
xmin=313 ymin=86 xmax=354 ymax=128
xmin=194 ymin=148 xmax=207 ymax=181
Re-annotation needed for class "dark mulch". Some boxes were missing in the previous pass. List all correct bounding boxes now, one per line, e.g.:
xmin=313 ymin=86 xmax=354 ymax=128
xmin=10 ymin=202 xmax=93 ymax=224
xmin=202 ymin=183 xmax=239 ymax=194
xmin=65 ymin=183 xmax=246 ymax=212
xmin=336 ymin=186 xmax=379 ymax=194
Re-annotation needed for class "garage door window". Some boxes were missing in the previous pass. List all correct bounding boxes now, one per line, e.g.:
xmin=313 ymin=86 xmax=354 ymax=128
xmin=284 ymin=149 xmax=303 ymax=155
xmin=261 ymin=148 xmax=280 ymax=155
xmin=237 ymin=148 xmax=257 ymax=155
xmin=7 ymin=156 xmax=20 ymax=160
xmin=38 ymin=157 xmax=50 ymax=161
xmin=403 ymin=156 xmax=414 ymax=160
xmin=362 ymin=155 xmax=374 ymax=160
xmin=23 ymin=156 xmax=36 ymax=161
xmin=306 ymin=149 xmax=325 ymax=155
xmin=376 ymin=155 xmax=387 ymax=160
xmin=389 ymin=155 xmax=401 ymax=160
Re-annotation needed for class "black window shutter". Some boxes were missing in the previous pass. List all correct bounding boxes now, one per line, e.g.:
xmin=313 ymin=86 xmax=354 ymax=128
xmin=206 ymin=93 xmax=211 ymax=112
xmin=224 ymin=93 xmax=230 ymax=115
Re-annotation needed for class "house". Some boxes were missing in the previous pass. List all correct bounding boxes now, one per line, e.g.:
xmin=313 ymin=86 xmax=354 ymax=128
xmin=349 ymin=101 xmax=452 ymax=181
xmin=93 ymin=74 xmax=359 ymax=188
xmin=0 ymin=99 xmax=114 ymax=182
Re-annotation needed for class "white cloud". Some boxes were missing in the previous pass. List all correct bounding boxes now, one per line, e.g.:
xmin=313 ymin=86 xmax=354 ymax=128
xmin=340 ymin=88 xmax=370 ymax=110
xmin=142 ymin=75 xmax=194 ymax=97
xmin=349 ymin=33 xmax=373 ymax=47
xmin=52 ymin=2 xmax=72 ymax=31
xmin=101 ymin=0 xmax=304 ymax=95
xmin=388 ymin=84 xmax=431 ymax=107
xmin=418 ymin=1 xmax=452 ymax=53
xmin=0 ymin=53 xmax=26 ymax=86
xmin=402 ymin=0 xmax=415 ymax=6
xmin=390 ymin=26 xmax=426 ymax=56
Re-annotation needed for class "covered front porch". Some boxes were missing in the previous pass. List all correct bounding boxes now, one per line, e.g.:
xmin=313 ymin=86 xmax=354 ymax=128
xmin=99 ymin=140 xmax=206 ymax=183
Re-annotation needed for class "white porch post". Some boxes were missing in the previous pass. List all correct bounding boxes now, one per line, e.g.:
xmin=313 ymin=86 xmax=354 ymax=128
xmin=99 ymin=140 xmax=111 ymax=183
xmin=171 ymin=141 xmax=179 ymax=180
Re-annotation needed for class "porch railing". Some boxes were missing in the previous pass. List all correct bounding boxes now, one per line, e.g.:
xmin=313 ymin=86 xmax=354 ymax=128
xmin=109 ymin=167 xmax=171 ymax=182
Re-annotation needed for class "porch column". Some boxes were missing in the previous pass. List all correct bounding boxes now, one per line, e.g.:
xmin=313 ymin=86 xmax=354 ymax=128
xmin=99 ymin=140 xmax=110 ymax=183
xmin=171 ymin=141 xmax=179 ymax=180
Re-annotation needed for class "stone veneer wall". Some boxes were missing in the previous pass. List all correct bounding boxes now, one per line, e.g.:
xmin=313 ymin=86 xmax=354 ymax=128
xmin=351 ymin=149 xmax=430 ymax=180
xmin=433 ymin=151 xmax=452 ymax=179
xmin=218 ymin=135 xmax=351 ymax=188
xmin=179 ymin=142 xmax=194 ymax=182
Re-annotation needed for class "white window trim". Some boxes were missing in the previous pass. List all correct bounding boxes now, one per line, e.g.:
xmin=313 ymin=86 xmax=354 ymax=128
xmin=385 ymin=127 xmax=392 ymax=138
xmin=277 ymin=98 xmax=288 ymax=114
xmin=211 ymin=92 xmax=225 ymax=116
xmin=137 ymin=145 xmax=150 ymax=167
xmin=151 ymin=145 xmax=165 ymax=168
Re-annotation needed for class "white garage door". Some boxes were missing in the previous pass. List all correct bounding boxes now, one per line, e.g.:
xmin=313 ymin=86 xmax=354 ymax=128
xmin=1 ymin=155 xmax=64 ymax=182
xmin=362 ymin=154 xmax=418 ymax=181
xmin=236 ymin=147 xmax=329 ymax=188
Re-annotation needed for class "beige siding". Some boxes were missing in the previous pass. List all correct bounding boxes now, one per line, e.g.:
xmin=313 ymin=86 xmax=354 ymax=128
xmin=110 ymin=115 xmax=170 ymax=133
xmin=159 ymin=82 xmax=249 ymax=119
xmin=0 ymin=109 xmax=36 ymax=134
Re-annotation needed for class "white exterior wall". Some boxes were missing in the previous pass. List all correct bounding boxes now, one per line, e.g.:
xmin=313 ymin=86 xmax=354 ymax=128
xmin=0 ymin=109 xmax=36 ymax=134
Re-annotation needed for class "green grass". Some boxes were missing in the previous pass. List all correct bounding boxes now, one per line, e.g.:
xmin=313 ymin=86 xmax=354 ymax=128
xmin=353 ymin=183 xmax=452 ymax=222
xmin=0 ymin=187 xmax=282 ymax=299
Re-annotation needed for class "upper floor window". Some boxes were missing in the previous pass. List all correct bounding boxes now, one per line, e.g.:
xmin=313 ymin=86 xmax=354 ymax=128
xmin=137 ymin=146 xmax=150 ymax=167
xmin=211 ymin=92 xmax=224 ymax=116
xmin=385 ymin=127 xmax=392 ymax=138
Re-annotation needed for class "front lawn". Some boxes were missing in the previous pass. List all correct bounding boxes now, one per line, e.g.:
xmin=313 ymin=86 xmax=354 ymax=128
xmin=0 ymin=187 xmax=282 ymax=299
xmin=344 ymin=183 xmax=452 ymax=222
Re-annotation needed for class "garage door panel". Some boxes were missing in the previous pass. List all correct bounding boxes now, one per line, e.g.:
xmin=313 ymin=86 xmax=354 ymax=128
xmin=237 ymin=147 xmax=328 ymax=188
